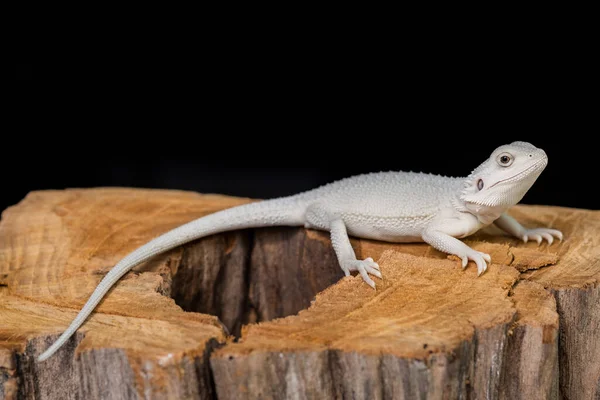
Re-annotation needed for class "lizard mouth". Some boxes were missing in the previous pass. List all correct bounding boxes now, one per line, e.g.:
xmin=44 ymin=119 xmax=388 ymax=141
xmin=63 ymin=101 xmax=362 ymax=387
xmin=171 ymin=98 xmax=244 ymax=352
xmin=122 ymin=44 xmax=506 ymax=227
xmin=488 ymin=158 xmax=547 ymax=189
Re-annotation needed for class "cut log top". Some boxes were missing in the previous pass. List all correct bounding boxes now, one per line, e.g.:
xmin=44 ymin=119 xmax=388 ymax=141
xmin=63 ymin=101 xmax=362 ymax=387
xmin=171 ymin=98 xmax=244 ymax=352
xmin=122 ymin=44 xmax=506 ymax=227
xmin=0 ymin=188 xmax=252 ymax=303
xmin=0 ymin=188 xmax=598 ymax=400
xmin=223 ymin=252 xmax=523 ymax=358
xmin=0 ymin=189 xmax=250 ymax=348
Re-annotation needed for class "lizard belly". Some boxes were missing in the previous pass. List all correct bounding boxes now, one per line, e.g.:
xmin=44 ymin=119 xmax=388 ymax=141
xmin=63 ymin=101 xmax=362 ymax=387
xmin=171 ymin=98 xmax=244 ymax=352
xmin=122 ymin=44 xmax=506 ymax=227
xmin=342 ymin=213 xmax=431 ymax=243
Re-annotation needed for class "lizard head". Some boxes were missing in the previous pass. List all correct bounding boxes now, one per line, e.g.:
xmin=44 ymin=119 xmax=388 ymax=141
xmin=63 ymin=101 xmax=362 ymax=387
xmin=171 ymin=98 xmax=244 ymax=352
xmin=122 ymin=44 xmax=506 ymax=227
xmin=460 ymin=141 xmax=548 ymax=209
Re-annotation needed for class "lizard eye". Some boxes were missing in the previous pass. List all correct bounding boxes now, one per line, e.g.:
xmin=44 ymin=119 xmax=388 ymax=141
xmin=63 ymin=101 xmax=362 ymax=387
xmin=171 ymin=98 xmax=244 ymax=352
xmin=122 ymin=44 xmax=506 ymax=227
xmin=477 ymin=179 xmax=484 ymax=190
xmin=497 ymin=152 xmax=513 ymax=167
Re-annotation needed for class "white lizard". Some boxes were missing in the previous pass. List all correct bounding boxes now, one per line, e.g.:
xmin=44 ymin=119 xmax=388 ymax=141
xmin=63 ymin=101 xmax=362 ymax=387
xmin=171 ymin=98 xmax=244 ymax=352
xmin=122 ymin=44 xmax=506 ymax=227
xmin=37 ymin=141 xmax=562 ymax=361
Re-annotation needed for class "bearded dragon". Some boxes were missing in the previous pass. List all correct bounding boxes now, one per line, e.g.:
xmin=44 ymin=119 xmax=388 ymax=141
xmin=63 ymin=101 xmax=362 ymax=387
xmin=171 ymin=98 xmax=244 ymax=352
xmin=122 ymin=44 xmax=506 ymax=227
xmin=37 ymin=141 xmax=562 ymax=361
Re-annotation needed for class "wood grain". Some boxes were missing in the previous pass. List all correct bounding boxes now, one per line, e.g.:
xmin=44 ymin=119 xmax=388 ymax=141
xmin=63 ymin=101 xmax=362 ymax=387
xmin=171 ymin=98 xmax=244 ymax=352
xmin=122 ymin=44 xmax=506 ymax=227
xmin=211 ymin=252 xmax=554 ymax=400
xmin=518 ymin=206 xmax=600 ymax=400
xmin=0 ymin=189 xmax=250 ymax=399
xmin=0 ymin=189 xmax=598 ymax=399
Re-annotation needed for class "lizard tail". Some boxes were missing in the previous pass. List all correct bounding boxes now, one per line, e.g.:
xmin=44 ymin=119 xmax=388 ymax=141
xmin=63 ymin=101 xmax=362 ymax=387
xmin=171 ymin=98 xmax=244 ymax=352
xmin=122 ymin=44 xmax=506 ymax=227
xmin=37 ymin=197 xmax=305 ymax=362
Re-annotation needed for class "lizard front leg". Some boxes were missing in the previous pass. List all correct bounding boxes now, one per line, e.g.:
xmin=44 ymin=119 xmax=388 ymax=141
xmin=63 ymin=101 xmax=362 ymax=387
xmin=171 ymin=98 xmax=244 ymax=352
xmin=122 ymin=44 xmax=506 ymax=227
xmin=306 ymin=204 xmax=381 ymax=288
xmin=422 ymin=215 xmax=491 ymax=276
xmin=494 ymin=213 xmax=563 ymax=244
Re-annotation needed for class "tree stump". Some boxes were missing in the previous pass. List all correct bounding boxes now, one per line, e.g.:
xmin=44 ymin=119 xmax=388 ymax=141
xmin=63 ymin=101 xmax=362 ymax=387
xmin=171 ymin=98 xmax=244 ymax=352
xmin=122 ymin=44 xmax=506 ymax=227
xmin=0 ymin=189 xmax=598 ymax=399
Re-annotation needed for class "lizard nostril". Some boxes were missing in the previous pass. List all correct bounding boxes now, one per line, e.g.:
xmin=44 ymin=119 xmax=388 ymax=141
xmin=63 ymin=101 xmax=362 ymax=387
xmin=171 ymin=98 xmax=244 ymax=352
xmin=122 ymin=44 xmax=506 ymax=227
xmin=528 ymin=154 xmax=532 ymax=158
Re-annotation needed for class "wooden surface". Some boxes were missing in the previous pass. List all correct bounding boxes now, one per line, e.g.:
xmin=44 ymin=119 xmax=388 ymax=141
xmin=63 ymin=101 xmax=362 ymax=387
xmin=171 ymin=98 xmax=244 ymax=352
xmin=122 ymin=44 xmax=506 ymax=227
xmin=0 ymin=189 xmax=253 ymax=399
xmin=0 ymin=189 xmax=598 ymax=399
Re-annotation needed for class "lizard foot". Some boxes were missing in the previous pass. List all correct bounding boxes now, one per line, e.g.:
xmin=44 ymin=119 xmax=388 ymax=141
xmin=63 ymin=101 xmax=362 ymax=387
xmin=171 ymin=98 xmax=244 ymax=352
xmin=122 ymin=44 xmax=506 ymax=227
xmin=342 ymin=257 xmax=381 ymax=289
xmin=521 ymin=228 xmax=563 ymax=245
xmin=460 ymin=250 xmax=491 ymax=277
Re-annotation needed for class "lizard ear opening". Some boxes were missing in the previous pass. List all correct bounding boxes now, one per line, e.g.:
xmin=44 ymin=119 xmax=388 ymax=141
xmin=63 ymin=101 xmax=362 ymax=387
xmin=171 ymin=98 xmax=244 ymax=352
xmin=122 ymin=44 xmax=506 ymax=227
xmin=477 ymin=179 xmax=484 ymax=191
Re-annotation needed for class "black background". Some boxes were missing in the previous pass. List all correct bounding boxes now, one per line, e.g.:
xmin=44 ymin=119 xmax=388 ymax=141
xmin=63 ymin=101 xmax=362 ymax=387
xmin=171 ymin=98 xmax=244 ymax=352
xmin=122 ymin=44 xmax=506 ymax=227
xmin=6 ymin=59 xmax=597 ymax=213
xmin=1 ymin=134 xmax=595 ymax=213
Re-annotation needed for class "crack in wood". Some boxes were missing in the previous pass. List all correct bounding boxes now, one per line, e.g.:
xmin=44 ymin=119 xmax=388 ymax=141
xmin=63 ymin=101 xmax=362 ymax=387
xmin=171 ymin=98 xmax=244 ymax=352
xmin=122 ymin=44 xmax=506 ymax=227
xmin=0 ymin=190 xmax=597 ymax=399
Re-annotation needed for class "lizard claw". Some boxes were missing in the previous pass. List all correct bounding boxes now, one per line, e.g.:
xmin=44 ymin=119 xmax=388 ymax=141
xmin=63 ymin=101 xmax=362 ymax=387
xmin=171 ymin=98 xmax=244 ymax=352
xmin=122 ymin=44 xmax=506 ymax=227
xmin=479 ymin=252 xmax=492 ymax=263
xmin=459 ymin=250 xmax=490 ymax=276
xmin=461 ymin=256 xmax=468 ymax=269
xmin=365 ymin=257 xmax=380 ymax=270
xmin=342 ymin=258 xmax=382 ymax=289
xmin=521 ymin=228 xmax=563 ymax=245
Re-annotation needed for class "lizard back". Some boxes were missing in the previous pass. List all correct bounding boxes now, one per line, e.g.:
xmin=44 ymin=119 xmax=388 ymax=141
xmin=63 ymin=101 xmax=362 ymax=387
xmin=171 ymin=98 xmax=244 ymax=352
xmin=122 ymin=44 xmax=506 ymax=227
xmin=300 ymin=171 xmax=463 ymax=218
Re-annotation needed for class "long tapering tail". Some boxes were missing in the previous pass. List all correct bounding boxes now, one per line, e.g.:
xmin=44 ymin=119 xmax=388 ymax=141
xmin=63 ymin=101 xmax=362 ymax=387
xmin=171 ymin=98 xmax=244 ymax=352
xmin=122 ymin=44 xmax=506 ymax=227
xmin=37 ymin=197 xmax=305 ymax=361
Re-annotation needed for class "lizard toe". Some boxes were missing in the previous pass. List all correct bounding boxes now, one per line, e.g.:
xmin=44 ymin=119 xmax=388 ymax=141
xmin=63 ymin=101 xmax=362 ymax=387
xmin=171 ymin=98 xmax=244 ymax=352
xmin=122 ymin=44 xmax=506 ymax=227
xmin=478 ymin=252 xmax=491 ymax=263
xmin=344 ymin=258 xmax=382 ymax=289
xmin=459 ymin=251 xmax=489 ymax=276
xmin=522 ymin=228 xmax=563 ymax=245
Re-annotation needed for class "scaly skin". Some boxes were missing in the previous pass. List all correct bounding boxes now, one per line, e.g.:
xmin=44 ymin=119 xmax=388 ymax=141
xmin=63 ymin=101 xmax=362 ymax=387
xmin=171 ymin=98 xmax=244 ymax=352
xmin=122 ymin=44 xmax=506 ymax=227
xmin=37 ymin=141 xmax=562 ymax=362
